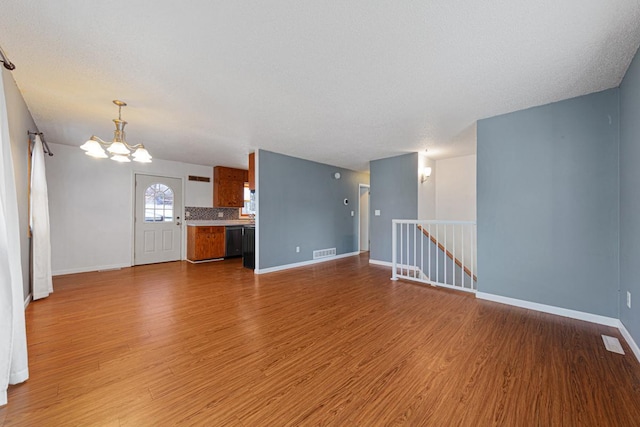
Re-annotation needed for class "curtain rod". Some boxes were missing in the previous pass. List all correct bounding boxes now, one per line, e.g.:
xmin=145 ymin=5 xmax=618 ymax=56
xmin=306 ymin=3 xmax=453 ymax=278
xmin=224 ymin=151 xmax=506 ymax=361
xmin=0 ymin=44 xmax=15 ymax=70
xmin=28 ymin=131 xmax=54 ymax=156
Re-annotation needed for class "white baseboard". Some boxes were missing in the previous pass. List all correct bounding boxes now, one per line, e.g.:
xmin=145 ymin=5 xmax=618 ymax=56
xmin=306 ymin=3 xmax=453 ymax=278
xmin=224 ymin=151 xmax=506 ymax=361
xmin=476 ymin=292 xmax=620 ymax=327
xmin=255 ymin=251 xmax=359 ymax=275
xmin=618 ymin=321 xmax=640 ymax=363
xmin=369 ymin=259 xmax=392 ymax=267
xmin=24 ymin=293 xmax=32 ymax=309
xmin=52 ymin=263 xmax=131 ymax=276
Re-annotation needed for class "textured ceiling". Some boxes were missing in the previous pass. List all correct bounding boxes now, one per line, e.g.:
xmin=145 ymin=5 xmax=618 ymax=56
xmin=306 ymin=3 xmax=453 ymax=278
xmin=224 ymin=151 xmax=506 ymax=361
xmin=1 ymin=1 xmax=639 ymax=171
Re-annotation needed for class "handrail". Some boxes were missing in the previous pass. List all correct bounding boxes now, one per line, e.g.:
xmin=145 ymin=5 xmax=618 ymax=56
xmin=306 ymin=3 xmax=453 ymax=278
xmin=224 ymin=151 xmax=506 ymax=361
xmin=418 ymin=225 xmax=477 ymax=281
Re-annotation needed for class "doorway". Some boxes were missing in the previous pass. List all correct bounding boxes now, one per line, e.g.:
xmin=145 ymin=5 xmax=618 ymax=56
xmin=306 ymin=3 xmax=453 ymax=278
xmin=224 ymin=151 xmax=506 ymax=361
xmin=359 ymin=184 xmax=370 ymax=252
xmin=134 ymin=174 xmax=183 ymax=265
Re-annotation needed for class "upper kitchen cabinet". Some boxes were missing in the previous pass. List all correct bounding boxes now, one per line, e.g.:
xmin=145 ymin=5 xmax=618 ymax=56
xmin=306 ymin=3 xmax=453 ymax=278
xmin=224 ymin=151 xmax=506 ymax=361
xmin=213 ymin=166 xmax=248 ymax=207
xmin=248 ymin=152 xmax=255 ymax=191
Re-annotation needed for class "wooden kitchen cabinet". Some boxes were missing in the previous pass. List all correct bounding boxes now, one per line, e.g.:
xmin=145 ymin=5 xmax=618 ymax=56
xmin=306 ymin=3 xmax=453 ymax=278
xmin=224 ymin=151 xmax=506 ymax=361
xmin=248 ymin=152 xmax=255 ymax=191
xmin=187 ymin=226 xmax=226 ymax=261
xmin=213 ymin=166 xmax=248 ymax=207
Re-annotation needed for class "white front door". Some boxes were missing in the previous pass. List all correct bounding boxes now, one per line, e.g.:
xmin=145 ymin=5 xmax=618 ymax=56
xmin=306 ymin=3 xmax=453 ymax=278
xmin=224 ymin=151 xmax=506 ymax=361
xmin=134 ymin=174 xmax=183 ymax=265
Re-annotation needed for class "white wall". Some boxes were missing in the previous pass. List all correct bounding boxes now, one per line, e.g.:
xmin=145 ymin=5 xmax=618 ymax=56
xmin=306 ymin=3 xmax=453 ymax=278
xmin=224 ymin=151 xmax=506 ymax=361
xmin=3 ymin=69 xmax=38 ymax=300
xmin=435 ymin=154 xmax=476 ymax=221
xmin=434 ymin=154 xmax=477 ymax=272
xmin=417 ymin=155 xmax=436 ymax=219
xmin=46 ymin=143 xmax=213 ymax=275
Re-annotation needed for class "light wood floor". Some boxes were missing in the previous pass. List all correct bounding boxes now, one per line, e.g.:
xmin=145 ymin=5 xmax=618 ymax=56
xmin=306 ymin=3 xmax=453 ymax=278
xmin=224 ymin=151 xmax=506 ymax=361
xmin=2 ymin=254 xmax=640 ymax=426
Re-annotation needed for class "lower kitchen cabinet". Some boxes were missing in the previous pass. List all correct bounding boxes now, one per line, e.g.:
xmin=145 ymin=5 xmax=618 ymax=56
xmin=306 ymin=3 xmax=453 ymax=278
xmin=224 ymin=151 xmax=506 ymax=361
xmin=187 ymin=226 xmax=225 ymax=261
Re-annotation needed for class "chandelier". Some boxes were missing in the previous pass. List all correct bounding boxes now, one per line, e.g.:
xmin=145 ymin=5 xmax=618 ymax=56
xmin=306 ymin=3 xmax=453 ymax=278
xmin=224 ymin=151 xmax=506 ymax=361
xmin=80 ymin=100 xmax=152 ymax=163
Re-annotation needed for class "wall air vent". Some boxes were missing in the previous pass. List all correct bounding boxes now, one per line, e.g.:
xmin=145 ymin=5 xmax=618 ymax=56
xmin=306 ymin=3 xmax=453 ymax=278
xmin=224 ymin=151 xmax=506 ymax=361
xmin=313 ymin=248 xmax=337 ymax=259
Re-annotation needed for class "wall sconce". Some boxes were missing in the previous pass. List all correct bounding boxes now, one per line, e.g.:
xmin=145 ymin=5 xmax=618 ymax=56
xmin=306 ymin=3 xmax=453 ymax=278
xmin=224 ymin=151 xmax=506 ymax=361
xmin=420 ymin=167 xmax=432 ymax=183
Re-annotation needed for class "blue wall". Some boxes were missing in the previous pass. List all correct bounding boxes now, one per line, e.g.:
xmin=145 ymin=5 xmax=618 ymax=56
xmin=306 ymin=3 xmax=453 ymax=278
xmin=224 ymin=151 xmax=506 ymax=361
xmin=620 ymin=47 xmax=640 ymax=343
xmin=477 ymin=89 xmax=620 ymax=317
xmin=369 ymin=153 xmax=418 ymax=263
xmin=257 ymin=150 xmax=369 ymax=270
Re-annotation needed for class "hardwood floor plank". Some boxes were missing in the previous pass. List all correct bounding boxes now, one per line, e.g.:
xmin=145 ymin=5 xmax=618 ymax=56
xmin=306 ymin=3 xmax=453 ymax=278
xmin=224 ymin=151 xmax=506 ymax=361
xmin=2 ymin=254 xmax=640 ymax=426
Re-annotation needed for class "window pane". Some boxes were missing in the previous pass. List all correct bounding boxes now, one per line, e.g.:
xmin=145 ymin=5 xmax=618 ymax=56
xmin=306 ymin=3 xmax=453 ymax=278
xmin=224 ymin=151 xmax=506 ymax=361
xmin=143 ymin=183 xmax=174 ymax=222
xmin=241 ymin=188 xmax=255 ymax=217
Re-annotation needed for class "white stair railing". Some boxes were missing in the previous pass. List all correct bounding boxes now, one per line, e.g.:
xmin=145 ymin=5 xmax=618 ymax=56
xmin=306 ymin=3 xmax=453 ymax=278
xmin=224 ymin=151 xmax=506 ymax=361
xmin=391 ymin=220 xmax=477 ymax=292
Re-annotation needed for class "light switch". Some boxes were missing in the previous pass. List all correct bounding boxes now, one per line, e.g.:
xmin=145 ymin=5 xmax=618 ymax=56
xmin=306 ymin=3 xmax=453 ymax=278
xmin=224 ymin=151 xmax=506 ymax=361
xmin=375 ymin=209 xmax=381 ymax=216
xmin=351 ymin=210 xmax=354 ymax=217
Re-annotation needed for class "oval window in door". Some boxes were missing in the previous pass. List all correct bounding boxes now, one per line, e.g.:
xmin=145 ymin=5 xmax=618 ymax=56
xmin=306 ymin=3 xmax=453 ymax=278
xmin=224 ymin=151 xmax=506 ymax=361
xmin=144 ymin=183 xmax=174 ymax=222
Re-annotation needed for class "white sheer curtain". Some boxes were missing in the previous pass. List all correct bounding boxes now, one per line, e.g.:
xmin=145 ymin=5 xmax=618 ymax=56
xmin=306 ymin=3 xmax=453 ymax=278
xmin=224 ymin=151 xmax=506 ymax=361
xmin=0 ymin=74 xmax=29 ymax=406
xmin=31 ymin=135 xmax=52 ymax=300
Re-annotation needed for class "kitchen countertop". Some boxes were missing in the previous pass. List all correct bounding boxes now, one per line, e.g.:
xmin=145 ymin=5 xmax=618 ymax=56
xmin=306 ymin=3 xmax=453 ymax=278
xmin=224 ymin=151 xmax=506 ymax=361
xmin=186 ymin=220 xmax=253 ymax=226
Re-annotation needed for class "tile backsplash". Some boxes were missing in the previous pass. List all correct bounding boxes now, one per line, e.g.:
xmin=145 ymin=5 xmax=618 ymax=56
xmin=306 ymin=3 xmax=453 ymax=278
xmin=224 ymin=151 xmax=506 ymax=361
xmin=185 ymin=206 xmax=239 ymax=221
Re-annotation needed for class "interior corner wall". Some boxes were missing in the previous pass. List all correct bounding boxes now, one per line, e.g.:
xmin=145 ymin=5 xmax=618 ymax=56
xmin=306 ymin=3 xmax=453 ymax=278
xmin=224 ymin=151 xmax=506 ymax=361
xmin=417 ymin=155 xmax=436 ymax=220
xmin=620 ymin=46 xmax=640 ymax=344
xmin=435 ymin=154 xmax=476 ymax=221
xmin=477 ymin=88 xmax=620 ymax=318
xmin=369 ymin=153 xmax=418 ymax=263
xmin=46 ymin=142 xmax=213 ymax=275
xmin=2 ymin=69 xmax=38 ymax=300
xmin=257 ymin=149 xmax=369 ymax=270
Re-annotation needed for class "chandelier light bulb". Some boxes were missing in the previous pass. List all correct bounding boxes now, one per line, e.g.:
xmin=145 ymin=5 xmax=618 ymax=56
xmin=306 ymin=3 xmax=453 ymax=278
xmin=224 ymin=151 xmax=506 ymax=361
xmin=132 ymin=148 xmax=152 ymax=163
xmin=85 ymin=149 xmax=108 ymax=158
xmin=107 ymin=141 xmax=130 ymax=155
xmin=80 ymin=139 xmax=101 ymax=152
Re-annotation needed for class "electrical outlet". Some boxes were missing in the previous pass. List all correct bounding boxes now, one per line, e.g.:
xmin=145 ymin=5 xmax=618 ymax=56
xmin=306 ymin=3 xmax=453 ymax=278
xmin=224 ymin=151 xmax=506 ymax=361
xmin=627 ymin=291 xmax=632 ymax=309
xmin=374 ymin=209 xmax=381 ymax=216
xmin=351 ymin=210 xmax=354 ymax=217
xmin=185 ymin=211 xmax=190 ymax=217
xmin=218 ymin=212 xmax=224 ymax=218
xmin=296 ymin=246 xmax=300 ymax=253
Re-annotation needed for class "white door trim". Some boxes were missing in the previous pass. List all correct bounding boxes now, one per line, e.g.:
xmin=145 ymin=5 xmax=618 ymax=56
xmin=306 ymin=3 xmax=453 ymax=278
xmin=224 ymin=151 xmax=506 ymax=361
xmin=358 ymin=183 xmax=370 ymax=252
xmin=132 ymin=173 xmax=185 ymax=265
